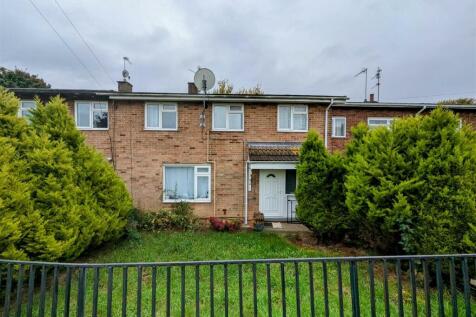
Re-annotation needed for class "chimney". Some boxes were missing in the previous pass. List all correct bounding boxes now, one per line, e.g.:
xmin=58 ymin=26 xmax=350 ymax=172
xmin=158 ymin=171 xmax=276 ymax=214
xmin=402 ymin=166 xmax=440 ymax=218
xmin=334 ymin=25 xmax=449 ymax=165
xmin=117 ymin=80 xmax=133 ymax=93
xmin=188 ymin=82 xmax=198 ymax=94
xmin=369 ymin=93 xmax=375 ymax=102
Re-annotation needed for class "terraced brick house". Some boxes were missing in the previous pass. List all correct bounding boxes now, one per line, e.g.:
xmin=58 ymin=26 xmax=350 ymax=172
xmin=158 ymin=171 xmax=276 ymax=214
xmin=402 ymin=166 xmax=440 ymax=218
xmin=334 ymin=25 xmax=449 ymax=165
xmin=11 ymin=82 xmax=476 ymax=225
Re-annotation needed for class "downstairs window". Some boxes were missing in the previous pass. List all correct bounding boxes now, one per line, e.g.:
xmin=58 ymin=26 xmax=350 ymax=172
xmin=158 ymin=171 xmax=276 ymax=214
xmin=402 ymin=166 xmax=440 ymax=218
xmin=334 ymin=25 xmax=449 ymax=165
xmin=164 ymin=165 xmax=211 ymax=202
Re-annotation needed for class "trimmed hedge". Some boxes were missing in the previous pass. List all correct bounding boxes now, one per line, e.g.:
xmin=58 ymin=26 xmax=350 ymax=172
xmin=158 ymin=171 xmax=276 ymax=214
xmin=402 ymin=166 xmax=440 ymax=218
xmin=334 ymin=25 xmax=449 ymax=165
xmin=0 ymin=88 xmax=132 ymax=261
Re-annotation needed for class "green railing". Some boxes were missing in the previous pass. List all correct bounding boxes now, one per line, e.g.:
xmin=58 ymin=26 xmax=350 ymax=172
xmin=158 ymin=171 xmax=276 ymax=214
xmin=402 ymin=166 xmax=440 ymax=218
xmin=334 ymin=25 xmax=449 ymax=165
xmin=1 ymin=255 xmax=475 ymax=316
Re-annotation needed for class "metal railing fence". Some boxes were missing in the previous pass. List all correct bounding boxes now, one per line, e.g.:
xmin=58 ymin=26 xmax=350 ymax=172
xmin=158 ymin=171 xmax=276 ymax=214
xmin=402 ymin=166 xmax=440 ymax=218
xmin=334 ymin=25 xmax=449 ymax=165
xmin=286 ymin=194 xmax=298 ymax=223
xmin=1 ymin=254 xmax=475 ymax=316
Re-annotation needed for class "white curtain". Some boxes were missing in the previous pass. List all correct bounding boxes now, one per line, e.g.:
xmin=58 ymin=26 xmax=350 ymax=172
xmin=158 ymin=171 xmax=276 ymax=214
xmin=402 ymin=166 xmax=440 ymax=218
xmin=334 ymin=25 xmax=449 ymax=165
xmin=279 ymin=106 xmax=291 ymax=129
xmin=293 ymin=113 xmax=307 ymax=130
xmin=162 ymin=111 xmax=176 ymax=129
xmin=228 ymin=113 xmax=242 ymax=130
xmin=165 ymin=167 xmax=194 ymax=199
xmin=77 ymin=103 xmax=90 ymax=127
xmin=147 ymin=105 xmax=160 ymax=128
xmin=213 ymin=106 xmax=227 ymax=129
xmin=197 ymin=176 xmax=209 ymax=199
xmin=336 ymin=120 xmax=345 ymax=136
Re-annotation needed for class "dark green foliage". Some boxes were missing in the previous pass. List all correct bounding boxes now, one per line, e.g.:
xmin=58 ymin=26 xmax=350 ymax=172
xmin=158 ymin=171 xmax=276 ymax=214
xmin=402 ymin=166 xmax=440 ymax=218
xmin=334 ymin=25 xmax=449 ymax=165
xmin=0 ymin=67 xmax=50 ymax=88
xmin=0 ymin=88 xmax=132 ymax=261
xmin=133 ymin=202 xmax=199 ymax=232
xmin=0 ymin=88 xmax=30 ymax=139
xmin=295 ymin=130 xmax=349 ymax=242
xmin=0 ymin=138 xmax=31 ymax=260
xmin=168 ymin=201 xmax=200 ymax=230
xmin=345 ymin=108 xmax=476 ymax=254
xmin=29 ymin=96 xmax=84 ymax=150
xmin=297 ymin=110 xmax=476 ymax=254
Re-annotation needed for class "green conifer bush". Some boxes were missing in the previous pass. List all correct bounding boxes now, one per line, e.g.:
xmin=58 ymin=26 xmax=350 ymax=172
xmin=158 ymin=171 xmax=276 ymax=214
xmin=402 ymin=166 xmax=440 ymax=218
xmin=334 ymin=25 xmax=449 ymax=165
xmin=0 ymin=88 xmax=132 ymax=261
xmin=296 ymin=109 xmax=476 ymax=254
xmin=295 ymin=130 xmax=350 ymax=242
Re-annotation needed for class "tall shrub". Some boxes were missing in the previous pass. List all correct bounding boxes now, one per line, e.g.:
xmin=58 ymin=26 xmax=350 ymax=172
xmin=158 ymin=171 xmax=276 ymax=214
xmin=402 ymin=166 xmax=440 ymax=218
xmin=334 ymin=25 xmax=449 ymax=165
xmin=0 ymin=88 xmax=132 ymax=261
xmin=345 ymin=108 xmax=476 ymax=254
xmin=30 ymin=97 xmax=132 ymax=249
xmin=295 ymin=130 xmax=349 ymax=242
xmin=0 ymin=89 xmax=32 ymax=260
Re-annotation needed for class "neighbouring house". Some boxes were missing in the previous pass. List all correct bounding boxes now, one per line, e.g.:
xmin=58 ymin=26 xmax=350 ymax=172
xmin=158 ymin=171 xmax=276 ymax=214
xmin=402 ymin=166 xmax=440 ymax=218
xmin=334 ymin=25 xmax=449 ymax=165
xmin=10 ymin=83 xmax=476 ymax=225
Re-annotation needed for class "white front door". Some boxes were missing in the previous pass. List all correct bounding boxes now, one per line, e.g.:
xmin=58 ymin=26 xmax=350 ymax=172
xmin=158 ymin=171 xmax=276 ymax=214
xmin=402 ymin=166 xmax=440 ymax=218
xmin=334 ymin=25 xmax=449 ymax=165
xmin=259 ymin=170 xmax=286 ymax=218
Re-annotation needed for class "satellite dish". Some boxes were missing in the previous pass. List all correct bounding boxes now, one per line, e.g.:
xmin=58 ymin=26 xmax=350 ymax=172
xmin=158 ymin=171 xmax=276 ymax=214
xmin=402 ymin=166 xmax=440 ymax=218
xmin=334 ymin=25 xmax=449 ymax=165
xmin=194 ymin=68 xmax=215 ymax=93
xmin=122 ymin=69 xmax=130 ymax=81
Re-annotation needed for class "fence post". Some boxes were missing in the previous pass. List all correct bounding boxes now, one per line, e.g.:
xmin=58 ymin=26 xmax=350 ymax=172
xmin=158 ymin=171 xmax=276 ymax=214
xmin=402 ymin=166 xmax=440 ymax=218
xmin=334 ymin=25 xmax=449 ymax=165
xmin=294 ymin=262 xmax=301 ymax=317
xmin=462 ymin=258 xmax=471 ymax=317
xmin=280 ymin=262 xmax=287 ymax=317
xmin=349 ymin=261 xmax=360 ymax=317
xmin=76 ymin=267 xmax=85 ymax=317
xmin=3 ymin=263 xmax=13 ymax=317
xmin=337 ymin=261 xmax=344 ymax=317
xmin=106 ymin=266 xmax=113 ymax=317
xmin=367 ymin=260 xmax=376 ymax=317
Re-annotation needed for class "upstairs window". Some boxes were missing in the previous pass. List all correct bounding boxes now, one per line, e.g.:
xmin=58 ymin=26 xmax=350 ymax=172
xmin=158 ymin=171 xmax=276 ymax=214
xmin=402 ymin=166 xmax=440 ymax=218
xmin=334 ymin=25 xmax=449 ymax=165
xmin=278 ymin=105 xmax=308 ymax=132
xmin=18 ymin=100 xmax=36 ymax=119
xmin=367 ymin=117 xmax=394 ymax=129
xmin=212 ymin=104 xmax=244 ymax=131
xmin=164 ymin=165 xmax=211 ymax=202
xmin=332 ymin=116 xmax=346 ymax=138
xmin=75 ymin=102 xmax=108 ymax=130
xmin=145 ymin=103 xmax=178 ymax=130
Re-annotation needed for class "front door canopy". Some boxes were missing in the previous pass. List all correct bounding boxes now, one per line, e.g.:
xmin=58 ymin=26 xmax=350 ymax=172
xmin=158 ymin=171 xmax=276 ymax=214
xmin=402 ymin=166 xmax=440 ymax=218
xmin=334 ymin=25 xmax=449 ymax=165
xmin=248 ymin=142 xmax=301 ymax=162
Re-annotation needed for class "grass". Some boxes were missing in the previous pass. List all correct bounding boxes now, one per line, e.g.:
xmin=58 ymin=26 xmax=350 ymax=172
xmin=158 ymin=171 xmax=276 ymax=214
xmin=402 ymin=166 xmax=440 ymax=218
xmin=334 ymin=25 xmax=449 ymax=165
xmin=4 ymin=231 xmax=474 ymax=316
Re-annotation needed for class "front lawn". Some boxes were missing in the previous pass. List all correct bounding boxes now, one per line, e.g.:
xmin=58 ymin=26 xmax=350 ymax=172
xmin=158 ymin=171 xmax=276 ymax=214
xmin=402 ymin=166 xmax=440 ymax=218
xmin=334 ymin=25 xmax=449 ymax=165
xmin=82 ymin=231 xmax=332 ymax=263
xmin=7 ymin=231 xmax=473 ymax=316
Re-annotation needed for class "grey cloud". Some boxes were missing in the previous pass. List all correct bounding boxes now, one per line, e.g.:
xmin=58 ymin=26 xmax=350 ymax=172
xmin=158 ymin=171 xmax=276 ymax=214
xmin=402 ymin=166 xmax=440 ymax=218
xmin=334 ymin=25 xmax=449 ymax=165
xmin=0 ymin=0 xmax=474 ymax=102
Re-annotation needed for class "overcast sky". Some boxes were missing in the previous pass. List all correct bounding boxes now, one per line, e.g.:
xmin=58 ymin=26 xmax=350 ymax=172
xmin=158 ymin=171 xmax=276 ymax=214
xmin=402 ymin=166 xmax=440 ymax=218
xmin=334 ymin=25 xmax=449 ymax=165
xmin=1 ymin=0 xmax=475 ymax=102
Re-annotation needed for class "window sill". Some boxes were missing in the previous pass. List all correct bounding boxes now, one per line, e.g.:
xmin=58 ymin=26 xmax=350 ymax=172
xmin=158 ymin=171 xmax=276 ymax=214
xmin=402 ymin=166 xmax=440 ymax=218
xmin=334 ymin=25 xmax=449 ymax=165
xmin=331 ymin=135 xmax=346 ymax=139
xmin=277 ymin=129 xmax=308 ymax=133
xmin=78 ymin=127 xmax=109 ymax=131
xmin=212 ymin=129 xmax=245 ymax=132
xmin=163 ymin=199 xmax=211 ymax=204
xmin=144 ymin=128 xmax=178 ymax=131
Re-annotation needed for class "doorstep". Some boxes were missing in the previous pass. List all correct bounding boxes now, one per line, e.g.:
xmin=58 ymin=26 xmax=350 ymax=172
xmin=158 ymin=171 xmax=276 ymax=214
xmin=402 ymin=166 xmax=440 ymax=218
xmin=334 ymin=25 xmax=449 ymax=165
xmin=263 ymin=222 xmax=312 ymax=233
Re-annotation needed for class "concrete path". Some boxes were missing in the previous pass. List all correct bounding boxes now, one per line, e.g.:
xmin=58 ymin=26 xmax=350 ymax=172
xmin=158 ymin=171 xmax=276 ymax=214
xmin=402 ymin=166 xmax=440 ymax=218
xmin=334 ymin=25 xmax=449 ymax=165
xmin=263 ymin=222 xmax=312 ymax=233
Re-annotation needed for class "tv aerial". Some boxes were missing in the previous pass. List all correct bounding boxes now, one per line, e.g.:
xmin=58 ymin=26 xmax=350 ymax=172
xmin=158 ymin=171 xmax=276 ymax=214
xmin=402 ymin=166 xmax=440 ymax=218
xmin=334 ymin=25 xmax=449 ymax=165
xmin=372 ymin=67 xmax=382 ymax=102
xmin=122 ymin=57 xmax=131 ymax=81
xmin=194 ymin=68 xmax=215 ymax=94
xmin=354 ymin=67 xmax=368 ymax=102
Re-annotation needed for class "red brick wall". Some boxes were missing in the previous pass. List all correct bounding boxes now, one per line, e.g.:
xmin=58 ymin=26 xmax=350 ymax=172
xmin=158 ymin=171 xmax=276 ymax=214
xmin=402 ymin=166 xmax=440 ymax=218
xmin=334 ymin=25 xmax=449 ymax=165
xmin=64 ymin=101 xmax=325 ymax=220
xmin=327 ymin=108 xmax=418 ymax=152
xmin=53 ymin=99 xmax=476 ymax=223
xmin=327 ymin=107 xmax=476 ymax=152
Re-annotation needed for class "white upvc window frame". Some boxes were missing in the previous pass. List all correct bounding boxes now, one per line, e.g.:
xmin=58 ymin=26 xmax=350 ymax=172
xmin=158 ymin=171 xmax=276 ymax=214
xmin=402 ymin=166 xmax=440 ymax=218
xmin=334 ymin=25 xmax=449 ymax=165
xmin=18 ymin=100 xmax=36 ymax=118
xmin=332 ymin=116 xmax=347 ymax=138
xmin=74 ymin=101 xmax=109 ymax=130
xmin=367 ymin=117 xmax=394 ymax=129
xmin=163 ymin=164 xmax=211 ymax=203
xmin=144 ymin=103 xmax=178 ymax=131
xmin=277 ymin=105 xmax=309 ymax=132
xmin=212 ymin=104 xmax=244 ymax=131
